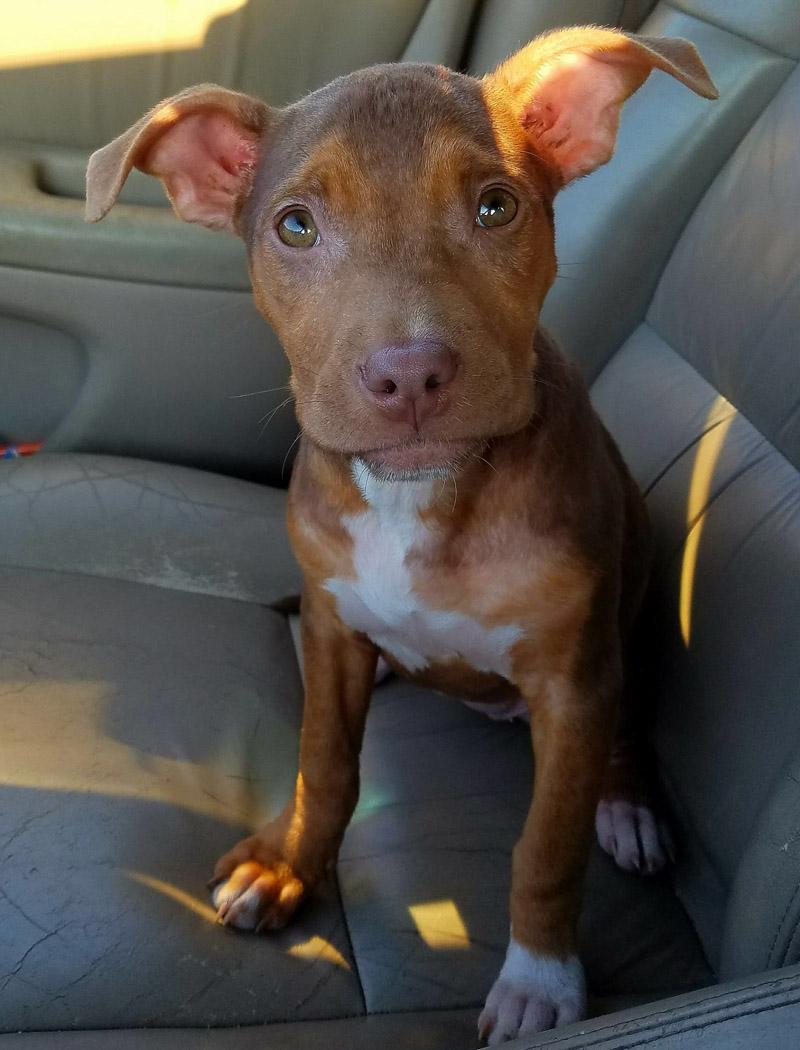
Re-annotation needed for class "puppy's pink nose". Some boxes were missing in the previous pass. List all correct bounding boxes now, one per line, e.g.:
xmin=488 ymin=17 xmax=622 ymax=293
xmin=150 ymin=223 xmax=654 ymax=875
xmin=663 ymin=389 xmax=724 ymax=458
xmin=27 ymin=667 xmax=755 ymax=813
xmin=359 ymin=341 xmax=458 ymax=428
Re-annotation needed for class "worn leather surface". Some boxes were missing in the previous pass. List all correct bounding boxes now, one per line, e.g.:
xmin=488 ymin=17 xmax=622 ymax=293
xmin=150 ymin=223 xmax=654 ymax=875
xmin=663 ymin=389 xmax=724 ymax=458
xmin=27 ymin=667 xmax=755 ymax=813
xmin=0 ymin=454 xmax=300 ymax=604
xmin=0 ymin=563 xmax=365 ymax=1030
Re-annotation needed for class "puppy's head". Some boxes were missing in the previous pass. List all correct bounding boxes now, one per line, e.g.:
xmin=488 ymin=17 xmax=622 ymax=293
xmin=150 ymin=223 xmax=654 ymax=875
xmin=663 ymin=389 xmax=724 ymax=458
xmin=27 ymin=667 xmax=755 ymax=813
xmin=87 ymin=28 xmax=715 ymax=481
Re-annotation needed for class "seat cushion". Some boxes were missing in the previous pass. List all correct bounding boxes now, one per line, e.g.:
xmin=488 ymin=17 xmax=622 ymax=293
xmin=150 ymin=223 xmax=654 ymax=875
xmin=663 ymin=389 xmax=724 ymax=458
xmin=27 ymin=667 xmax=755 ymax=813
xmin=0 ymin=563 xmax=364 ymax=1030
xmin=0 ymin=453 xmax=711 ymax=1036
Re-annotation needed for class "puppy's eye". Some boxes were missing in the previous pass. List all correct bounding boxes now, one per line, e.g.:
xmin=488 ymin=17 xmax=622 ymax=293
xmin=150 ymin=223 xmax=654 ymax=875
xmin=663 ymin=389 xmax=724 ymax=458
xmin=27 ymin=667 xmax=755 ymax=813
xmin=277 ymin=209 xmax=319 ymax=247
xmin=476 ymin=188 xmax=518 ymax=228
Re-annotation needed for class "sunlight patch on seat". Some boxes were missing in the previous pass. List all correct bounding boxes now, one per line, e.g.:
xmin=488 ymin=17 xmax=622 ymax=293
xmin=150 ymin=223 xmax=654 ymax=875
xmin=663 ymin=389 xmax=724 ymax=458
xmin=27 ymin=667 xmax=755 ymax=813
xmin=0 ymin=680 xmax=272 ymax=826
xmin=288 ymin=935 xmax=351 ymax=970
xmin=409 ymin=898 xmax=470 ymax=950
xmin=127 ymin=870 xmax=218 ymax=924
xmin=680 ymin=396 xmax=736 ymax=645
xmin=1 ymin=1 xmax=247 ymax=69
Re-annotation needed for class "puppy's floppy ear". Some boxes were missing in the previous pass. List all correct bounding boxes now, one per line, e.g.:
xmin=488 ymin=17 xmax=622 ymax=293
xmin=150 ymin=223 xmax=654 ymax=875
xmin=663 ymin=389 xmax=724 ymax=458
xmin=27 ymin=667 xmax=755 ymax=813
xmin=86 ymin=84 xmax=270 ymax=232
xmin=484 ymin=26 xmax=717 ymax=186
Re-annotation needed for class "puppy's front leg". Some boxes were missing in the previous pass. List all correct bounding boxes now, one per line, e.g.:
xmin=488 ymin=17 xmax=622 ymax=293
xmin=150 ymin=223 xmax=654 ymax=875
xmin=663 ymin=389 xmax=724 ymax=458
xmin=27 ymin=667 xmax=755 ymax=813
xmin=479 ymin=671 xmax=617 ymax=1044
xmin=211 ymin=586 xmax=377 ymax=931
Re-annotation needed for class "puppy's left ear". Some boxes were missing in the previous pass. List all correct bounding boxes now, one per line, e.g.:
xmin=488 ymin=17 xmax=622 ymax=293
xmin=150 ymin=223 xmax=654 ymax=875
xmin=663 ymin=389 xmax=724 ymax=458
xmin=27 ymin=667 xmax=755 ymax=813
xmin=484 ymin=27 xmax=717 ymax=186
xmin=86 ymin=84 xmax=270 ymax=232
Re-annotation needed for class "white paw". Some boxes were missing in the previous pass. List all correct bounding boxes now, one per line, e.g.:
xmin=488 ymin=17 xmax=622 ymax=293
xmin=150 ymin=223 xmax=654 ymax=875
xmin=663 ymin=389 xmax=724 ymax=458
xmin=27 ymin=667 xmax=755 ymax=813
xmin=212 ymin=878 xmax=262 ymax=931
xmin=478 ymin=940 xmax=585 ymax=1045
xmin=595 ymin=798 xmax=674 ymax=875
xmin=210 ymin=858 xmax=305 ymax=932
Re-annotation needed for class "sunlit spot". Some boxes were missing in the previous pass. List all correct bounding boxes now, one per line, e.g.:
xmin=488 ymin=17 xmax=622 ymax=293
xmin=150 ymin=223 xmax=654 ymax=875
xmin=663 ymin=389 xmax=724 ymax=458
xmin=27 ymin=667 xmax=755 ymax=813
xmin=127 ymin=870 xmax=218 ymax=924
xmin=288 ymin=935 xmax=351 ymax=970
xmin=1 ymin=1 xmax=247 ymax=70
xmin=0 ymin=680 xmax=277 ymax=825
xmin=127 ymin=873 xmax=351 ymax=968
xmin=409 ymin=899 xmax=470 ymax=950
xmin=679 ymin=396 xmax=736 ymax=645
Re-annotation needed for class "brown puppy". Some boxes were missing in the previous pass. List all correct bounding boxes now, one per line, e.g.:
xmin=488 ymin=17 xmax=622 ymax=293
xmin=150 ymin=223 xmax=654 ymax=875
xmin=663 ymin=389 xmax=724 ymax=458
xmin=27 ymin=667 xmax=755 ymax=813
xmin=87 ymin=28 xmax=716 ymax=1044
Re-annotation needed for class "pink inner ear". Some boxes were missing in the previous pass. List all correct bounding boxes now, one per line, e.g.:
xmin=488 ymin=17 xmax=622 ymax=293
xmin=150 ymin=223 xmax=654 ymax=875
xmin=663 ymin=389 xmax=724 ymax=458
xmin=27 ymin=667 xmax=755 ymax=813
xmin=520 ymin=52 xmax=643 ymax=184
xmin=144 ymin=111 xmax=260 ymax=231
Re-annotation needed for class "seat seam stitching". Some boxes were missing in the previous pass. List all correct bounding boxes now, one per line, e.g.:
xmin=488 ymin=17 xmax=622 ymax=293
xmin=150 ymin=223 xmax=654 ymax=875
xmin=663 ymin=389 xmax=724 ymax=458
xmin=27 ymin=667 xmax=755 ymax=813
xmin=332 ymin=870 xmax=368 ymax=1016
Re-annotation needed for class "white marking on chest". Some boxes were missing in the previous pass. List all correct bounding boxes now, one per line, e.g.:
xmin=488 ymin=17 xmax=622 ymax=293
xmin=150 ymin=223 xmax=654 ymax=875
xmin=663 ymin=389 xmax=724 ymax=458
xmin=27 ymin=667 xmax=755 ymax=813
xmin=324 ymin=461 xmax=523 ymax=675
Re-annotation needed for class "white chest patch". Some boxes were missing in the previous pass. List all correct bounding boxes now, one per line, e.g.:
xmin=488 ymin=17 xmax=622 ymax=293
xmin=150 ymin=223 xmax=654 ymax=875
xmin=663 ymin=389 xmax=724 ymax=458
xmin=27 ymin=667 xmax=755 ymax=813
xmin=324 ymin=461 xmax=523 ymax=675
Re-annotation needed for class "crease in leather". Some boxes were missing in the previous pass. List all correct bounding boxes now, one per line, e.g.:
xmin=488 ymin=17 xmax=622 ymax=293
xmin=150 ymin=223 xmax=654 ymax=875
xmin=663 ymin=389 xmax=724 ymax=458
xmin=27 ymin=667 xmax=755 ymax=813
xmin=662 ymin=451 xmax=772 ymax=562
xmin=642 ymin=414 xmax=735 ymax=498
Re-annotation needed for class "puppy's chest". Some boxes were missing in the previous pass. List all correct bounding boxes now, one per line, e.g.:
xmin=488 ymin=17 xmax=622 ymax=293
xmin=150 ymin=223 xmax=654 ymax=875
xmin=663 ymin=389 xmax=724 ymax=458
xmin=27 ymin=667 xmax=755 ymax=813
xmin=323 ymin=472 xmax=523 ymax=676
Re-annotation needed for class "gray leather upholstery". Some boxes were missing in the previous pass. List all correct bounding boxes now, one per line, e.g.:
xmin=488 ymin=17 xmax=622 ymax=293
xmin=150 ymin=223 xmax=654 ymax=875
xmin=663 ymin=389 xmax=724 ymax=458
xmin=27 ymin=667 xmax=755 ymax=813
xmin=0 ymin=454 xmax=300 ymax=603
xmin=0 ymin=457 xmax=709 ymax=1031
xmin=521 ymin=964 xmax=800 ymax=1049
xmin=2 ymin=1 xmax=800 ymax=1047
xmin=534 ymin=0 xmax=799 ymax=380
xmin=0 ymin=564 xmax=361 ymax=1029
xmin=0 ymin=267 xmax=297 ymax=485
xmin=1 ymin=968 xmax=798 ymax=1049
xmin=590 ymin=60 xmax=800 ymax=981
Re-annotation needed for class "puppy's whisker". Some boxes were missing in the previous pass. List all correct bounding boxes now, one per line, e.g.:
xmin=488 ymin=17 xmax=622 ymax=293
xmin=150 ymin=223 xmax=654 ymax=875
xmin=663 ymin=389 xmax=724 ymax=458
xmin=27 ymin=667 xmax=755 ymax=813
xmin=474 ymin=454 xmax=498 ymax=474
xmin=229 ymin=385 xmax=291 ymax=399
xmin=281 ymin=432 xmax=303 ymax=479
xmin=258 ymin=396 xmax=295 ymax=436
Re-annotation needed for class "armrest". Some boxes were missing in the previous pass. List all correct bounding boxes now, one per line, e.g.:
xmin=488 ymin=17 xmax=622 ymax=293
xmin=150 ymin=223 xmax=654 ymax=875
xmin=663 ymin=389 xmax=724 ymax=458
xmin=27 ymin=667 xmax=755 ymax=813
xmin=0 ymin=143 xmax=249 ymax=290
xmin=514 ymin=965 xmax=800 ymax=1048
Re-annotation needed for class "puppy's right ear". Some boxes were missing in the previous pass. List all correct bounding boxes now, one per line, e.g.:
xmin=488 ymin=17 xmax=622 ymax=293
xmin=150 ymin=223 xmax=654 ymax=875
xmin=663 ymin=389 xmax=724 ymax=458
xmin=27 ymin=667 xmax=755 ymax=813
xmin=86 ymin=84 xmax=270 ymax=233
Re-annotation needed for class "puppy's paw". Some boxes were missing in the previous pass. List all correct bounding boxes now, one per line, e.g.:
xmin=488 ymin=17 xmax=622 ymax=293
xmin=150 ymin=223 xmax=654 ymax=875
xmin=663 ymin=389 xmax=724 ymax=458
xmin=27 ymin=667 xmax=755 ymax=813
xmin=478 ymin=941 xmax=585 ymax=1045
xmin=595 ymin=798 xmax=675 ymax=875
xmin=210 ymin=838 xmax=306 ymax=932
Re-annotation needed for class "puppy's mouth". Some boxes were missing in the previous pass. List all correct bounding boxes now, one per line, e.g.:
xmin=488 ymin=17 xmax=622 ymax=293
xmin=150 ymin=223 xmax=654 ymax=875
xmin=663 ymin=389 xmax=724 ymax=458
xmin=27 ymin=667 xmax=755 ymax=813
xmin=356 ymin=437 xmax=480 ymax=482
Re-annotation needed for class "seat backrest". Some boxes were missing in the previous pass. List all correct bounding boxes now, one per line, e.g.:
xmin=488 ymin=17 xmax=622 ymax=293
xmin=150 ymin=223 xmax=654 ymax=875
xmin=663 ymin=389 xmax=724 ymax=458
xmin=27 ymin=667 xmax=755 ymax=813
xmin=467 ymin=0 xmax=800 ymax=980
xmin=583 ymin=11 xmax=800 ymax=978
xmin=0 ymin=0 xmax=479 ymax=149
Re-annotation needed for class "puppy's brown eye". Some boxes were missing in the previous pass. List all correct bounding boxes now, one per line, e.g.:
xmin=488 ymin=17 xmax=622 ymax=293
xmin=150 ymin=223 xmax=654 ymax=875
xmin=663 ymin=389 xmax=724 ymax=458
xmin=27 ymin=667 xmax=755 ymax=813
xmin=277 ymin=209 xmax=319 ymax=247
xmin=476 ymin=188 xmax=518 ymax=228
